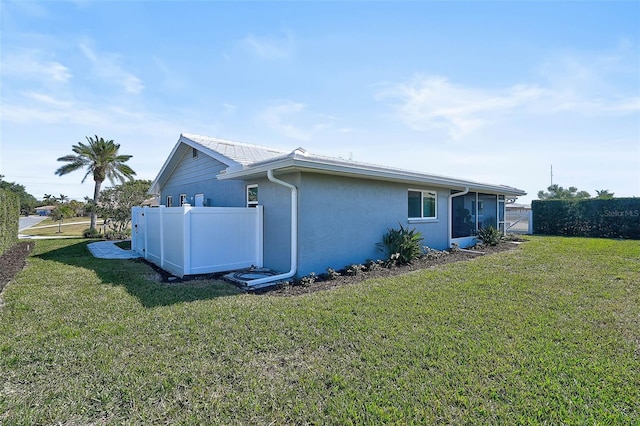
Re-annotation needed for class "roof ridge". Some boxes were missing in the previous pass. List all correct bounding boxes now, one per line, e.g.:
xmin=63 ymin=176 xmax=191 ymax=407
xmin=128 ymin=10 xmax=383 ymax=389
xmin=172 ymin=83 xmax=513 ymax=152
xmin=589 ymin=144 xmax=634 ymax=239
xmin=181 ymin=133 xmax=288 ymax=153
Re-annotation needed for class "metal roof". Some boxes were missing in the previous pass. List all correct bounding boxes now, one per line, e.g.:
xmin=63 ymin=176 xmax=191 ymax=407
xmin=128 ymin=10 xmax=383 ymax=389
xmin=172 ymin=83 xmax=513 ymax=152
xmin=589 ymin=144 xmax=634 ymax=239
xmin=181 ymin=133 xmax=287 ymax=165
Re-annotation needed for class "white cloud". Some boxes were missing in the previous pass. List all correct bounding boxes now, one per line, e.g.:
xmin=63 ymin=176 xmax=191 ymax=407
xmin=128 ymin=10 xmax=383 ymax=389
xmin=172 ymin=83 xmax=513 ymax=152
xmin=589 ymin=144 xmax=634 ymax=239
xmin=79 ymin=42 xmax=144 ymax=94
xmin=1 ymin=50 xmax=72 ymax=83
xmin=259 ymin=101 xmax=311 ymax=141
xmin=376 ymin=76 xmax=545 ymax=138
xmin=239 ymin=31 xmax=293 ymax=59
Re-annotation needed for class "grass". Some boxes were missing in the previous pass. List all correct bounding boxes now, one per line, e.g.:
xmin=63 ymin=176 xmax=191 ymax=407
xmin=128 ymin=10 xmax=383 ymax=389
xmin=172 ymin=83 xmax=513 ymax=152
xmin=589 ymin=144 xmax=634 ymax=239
xmin=0 ymin=236 xmax=638 ymax=424
xmin=21 ymin=216 xmax=92 ymax=237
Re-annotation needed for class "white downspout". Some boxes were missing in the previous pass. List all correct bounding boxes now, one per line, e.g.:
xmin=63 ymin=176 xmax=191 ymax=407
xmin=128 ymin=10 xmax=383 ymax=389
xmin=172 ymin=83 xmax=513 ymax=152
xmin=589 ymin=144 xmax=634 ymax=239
xmin=448 ymin=187 xmax=469 ymax=248
xmin=246 ymin=169 xmax=297 ymax=286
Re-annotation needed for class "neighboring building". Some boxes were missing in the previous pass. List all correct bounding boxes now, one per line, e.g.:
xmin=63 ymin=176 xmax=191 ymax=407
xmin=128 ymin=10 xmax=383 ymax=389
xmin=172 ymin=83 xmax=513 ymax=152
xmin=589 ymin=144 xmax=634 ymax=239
xmin=147 ymin=133 xmax=526 ymax=279
xmin=35 ymin=205 xmax=56 ymax=216
xmin=506 ymin=203 xmax=531 ymax=233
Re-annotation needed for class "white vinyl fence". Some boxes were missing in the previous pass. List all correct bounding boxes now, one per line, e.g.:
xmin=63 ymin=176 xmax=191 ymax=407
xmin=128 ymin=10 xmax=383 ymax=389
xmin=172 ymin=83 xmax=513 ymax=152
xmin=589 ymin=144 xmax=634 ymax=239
xmin=132 ymin=205 xmax=263 ymax=277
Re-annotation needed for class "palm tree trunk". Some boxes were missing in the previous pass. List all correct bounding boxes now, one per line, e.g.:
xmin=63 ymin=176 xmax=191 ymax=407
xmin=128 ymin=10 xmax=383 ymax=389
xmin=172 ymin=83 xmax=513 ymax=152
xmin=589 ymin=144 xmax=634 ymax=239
xmin=91 ymin=180 xmax=102 ymax=230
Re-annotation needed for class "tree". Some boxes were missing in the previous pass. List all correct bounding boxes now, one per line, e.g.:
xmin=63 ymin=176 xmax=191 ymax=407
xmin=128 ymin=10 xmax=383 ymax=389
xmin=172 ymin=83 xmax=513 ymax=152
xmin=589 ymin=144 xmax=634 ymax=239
xmin=58 ymin=194 xmax=69 ymax=204
xmin=51 ymin=205 xmax=74 ymax=233
xmin=595 ymin=189 xmax=614 ymax=200
xmin=0 ymin=175 xmax=38 ymax=215
xmin=537 ymin=184 xmax=591 ymax=200
xmin=95 ymin=179 xmax=151 ymax=237
xmin=55 ymin=135 xmax=136 ymax=231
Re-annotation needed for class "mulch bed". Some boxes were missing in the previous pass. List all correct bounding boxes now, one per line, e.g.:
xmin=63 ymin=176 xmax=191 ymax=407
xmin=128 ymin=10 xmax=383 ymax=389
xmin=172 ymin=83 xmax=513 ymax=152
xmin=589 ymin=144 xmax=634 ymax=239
xmin=264 ymin=239 xmax=526 ymax=296
xmin=0 ymin=241 xmax=34 ymax=295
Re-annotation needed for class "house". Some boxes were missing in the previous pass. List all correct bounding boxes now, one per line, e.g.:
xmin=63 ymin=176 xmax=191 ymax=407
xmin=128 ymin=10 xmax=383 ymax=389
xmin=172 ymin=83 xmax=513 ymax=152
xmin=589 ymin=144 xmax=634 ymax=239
xmin=146 ymin=133 xmax=526 ymax=284
xmin=35 ymin=205 xmax=56 ymax=216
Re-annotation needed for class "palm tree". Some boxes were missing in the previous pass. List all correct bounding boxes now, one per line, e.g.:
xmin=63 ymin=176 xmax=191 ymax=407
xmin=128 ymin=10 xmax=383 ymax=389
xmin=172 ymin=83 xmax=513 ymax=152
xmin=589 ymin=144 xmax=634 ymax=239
xmin=55 ymin=135 xmax=136 ymax=230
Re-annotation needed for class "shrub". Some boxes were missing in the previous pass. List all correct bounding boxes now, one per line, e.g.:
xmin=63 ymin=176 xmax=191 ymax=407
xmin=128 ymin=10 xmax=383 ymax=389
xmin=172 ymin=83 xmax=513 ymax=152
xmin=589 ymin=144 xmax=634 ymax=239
xmin=298 ymin=272 xmax=317 ymax=287
xmin=104 ymin=230 xmax=131 ymax=240
xmin=364 ymin=259 xmax=384 ymax=272
xmin=377 ymin=224 xmax=424 ymax=265
xmin=477 ymin=226 xmax=502 ymax=246
xmin=345 ymin=264 xmax=364 ymax=276
xmin=533 ymin=198 xmax=640 ymax=239
xmin=0 ymin=189 xmax=19 ymax=256
xmin=83 ymin=228 xmax=103 ymax=238
xmin=325 ymin=268 xmax=341 ymax=280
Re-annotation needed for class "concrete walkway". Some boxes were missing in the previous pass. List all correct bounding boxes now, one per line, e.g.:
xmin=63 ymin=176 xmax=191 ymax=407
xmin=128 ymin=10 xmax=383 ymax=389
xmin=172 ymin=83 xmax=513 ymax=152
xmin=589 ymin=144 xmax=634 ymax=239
xmin=87 ymin=241 xmax=141 ymax=259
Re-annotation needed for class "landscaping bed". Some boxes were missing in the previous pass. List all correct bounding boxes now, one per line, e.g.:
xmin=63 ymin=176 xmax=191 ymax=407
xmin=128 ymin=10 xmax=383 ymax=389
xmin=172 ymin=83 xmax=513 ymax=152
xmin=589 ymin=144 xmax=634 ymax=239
xmin=0 ymin=241 xmax=33 ymax=294
xmin=270 ymin=239 xmax=525 ymax=296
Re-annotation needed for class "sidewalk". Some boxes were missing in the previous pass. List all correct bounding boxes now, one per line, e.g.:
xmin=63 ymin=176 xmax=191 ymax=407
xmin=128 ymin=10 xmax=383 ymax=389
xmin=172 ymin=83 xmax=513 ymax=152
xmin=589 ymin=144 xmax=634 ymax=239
xmin=87 ymin=241 xmax=141 ymax=259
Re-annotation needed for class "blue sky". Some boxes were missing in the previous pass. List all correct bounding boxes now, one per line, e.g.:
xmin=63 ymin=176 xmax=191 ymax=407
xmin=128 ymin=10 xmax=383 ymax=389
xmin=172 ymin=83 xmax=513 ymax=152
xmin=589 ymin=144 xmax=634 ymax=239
xmin=1 ymin=1 xmax=639 ymax=204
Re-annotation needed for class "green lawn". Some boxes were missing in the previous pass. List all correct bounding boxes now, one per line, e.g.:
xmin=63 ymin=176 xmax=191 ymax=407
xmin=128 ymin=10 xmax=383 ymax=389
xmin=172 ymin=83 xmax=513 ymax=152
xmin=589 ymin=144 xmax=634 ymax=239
xmin=1 ymin=237 xmax=638 ymax=424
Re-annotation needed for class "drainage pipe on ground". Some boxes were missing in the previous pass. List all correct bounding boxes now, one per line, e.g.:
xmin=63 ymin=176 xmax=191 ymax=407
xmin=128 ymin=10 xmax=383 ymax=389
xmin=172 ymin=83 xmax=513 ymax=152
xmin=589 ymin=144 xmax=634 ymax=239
xmin=448 ymin=187 xmax=469 ymax=248
xmin=245 ymin=169 xmax=298 ymax=286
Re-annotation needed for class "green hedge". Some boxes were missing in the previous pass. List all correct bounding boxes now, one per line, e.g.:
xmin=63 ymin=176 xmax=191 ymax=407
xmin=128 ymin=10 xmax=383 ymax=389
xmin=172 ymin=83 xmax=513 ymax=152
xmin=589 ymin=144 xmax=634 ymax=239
xmin=532 ymin=198 xmax=640 ymax=239
xmin=0 ymin=189 xmax=20 ymax=256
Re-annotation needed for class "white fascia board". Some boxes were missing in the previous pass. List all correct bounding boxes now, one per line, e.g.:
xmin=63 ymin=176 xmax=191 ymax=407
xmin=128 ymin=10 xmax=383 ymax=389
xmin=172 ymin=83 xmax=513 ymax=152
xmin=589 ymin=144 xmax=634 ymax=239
xmin=218 ymin=157 xmax=527 ymax=196
xmin=148 ymin=134 xmax=241 ymax=195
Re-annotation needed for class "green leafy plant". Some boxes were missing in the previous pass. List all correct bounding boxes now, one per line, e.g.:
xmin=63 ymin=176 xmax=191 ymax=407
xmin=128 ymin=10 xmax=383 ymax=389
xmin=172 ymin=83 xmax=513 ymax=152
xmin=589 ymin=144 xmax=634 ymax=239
xmin=477 ymin=225 xmax=502 ymax=246
xmin=377 ymin=224 xmax=424 ymax=265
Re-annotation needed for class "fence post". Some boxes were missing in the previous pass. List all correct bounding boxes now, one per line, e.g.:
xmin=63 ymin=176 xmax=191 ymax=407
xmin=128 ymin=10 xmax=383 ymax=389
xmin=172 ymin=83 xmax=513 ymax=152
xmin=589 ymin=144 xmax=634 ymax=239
xmin=256 ymin=205 xmax=264 ymax=267
xmin=183 ymin=205 xmax=191 ymax=276
xmin=143 ymin=206 xmax=149 ymax=259
xmin=528 ymin=209 xmax=533 ymax=234
xmin=159 ymin=205 xmax=165 ymax=269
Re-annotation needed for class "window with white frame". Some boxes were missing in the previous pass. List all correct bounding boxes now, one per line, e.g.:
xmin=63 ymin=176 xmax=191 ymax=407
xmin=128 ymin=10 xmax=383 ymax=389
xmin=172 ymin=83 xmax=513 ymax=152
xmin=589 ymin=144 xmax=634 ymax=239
xmin=408 ymin=190 xmax=437 ymax=219
xmin=166 ymin=195 xmax=172 ymax=207
xmin=246 ymin=185 xmax=258 ymax=207
xmin=179 ymin=194 xmax=187 ymax=206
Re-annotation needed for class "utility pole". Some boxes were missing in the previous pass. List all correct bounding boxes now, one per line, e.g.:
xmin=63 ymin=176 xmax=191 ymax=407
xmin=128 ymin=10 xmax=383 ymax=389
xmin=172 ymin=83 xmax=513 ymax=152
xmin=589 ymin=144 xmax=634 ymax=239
xmin=550 ymin=165 xmax=553 ymax=186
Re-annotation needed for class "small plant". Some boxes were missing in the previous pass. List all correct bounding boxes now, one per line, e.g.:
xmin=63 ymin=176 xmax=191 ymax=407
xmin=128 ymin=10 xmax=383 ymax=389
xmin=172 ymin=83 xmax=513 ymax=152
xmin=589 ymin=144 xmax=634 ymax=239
xmin=477 ymin=225 xmax=502 ymax=246
xmin=423 ymin=246 xmax=444 ymax=259
xmin=325 ymin=267 xmax=341 ymax=280
xmin=83 ymin=228 xmax=102 ymax=238
xmin=377 ymin=224 xmax=424 ymax=266
xmin=449 ymin=243 xmax=460 ymax=253
xmin=345 ymin=264 xmax=364 ymax=276
xmin=298 ymin=272 xmax=317 ymax=287
xmin=364 ymin=259 xmax=384 ymax=272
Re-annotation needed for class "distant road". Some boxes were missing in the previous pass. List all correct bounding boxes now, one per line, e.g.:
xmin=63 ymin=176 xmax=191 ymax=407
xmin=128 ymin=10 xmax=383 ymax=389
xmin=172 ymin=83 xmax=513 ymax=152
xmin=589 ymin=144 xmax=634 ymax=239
xmin=18 ymin=216 xmax=48 ymax=231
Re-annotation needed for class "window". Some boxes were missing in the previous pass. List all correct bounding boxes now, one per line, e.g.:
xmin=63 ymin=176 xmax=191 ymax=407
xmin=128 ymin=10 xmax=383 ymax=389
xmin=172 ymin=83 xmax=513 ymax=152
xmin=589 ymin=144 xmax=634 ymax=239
xmin=246 ymin=185 xmax=258 ymax=207
xmin=408 ymin=190 xmax=437 ymax=219
xmin=166 ymin=195 xmax=172 ymax=207
xmin=194 ymin=193 xmax=204 ymax=207
xmin=179 ymin=194 xmax=187 ymax=206
xmin=192 ymin=147 xmax=198 ymax=158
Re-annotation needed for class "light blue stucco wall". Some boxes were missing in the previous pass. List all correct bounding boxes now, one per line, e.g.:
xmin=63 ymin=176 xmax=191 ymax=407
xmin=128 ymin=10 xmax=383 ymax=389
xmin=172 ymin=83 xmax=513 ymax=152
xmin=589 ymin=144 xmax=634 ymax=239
xmin=245 ymin=173 xmax=299 ymax=274
xmin=295 ymin=173 xmax=450 ymax=277
xmin=160 ymin=145 xmax=245 ymax=207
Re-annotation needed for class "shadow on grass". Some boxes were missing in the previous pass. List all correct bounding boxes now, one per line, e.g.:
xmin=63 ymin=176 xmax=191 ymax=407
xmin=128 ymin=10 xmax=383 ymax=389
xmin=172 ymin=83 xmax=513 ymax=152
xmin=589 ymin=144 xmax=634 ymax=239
xmin=35 ymin=240 xmax=242 ymax=308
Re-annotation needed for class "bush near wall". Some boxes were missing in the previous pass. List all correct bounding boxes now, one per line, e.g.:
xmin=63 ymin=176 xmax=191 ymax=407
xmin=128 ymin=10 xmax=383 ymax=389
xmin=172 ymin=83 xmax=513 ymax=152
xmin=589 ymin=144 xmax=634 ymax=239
xmin=532 ymin=198 xmax=640 ymax=239
xmin=0 ymin=189 xmax=20 ymax=256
